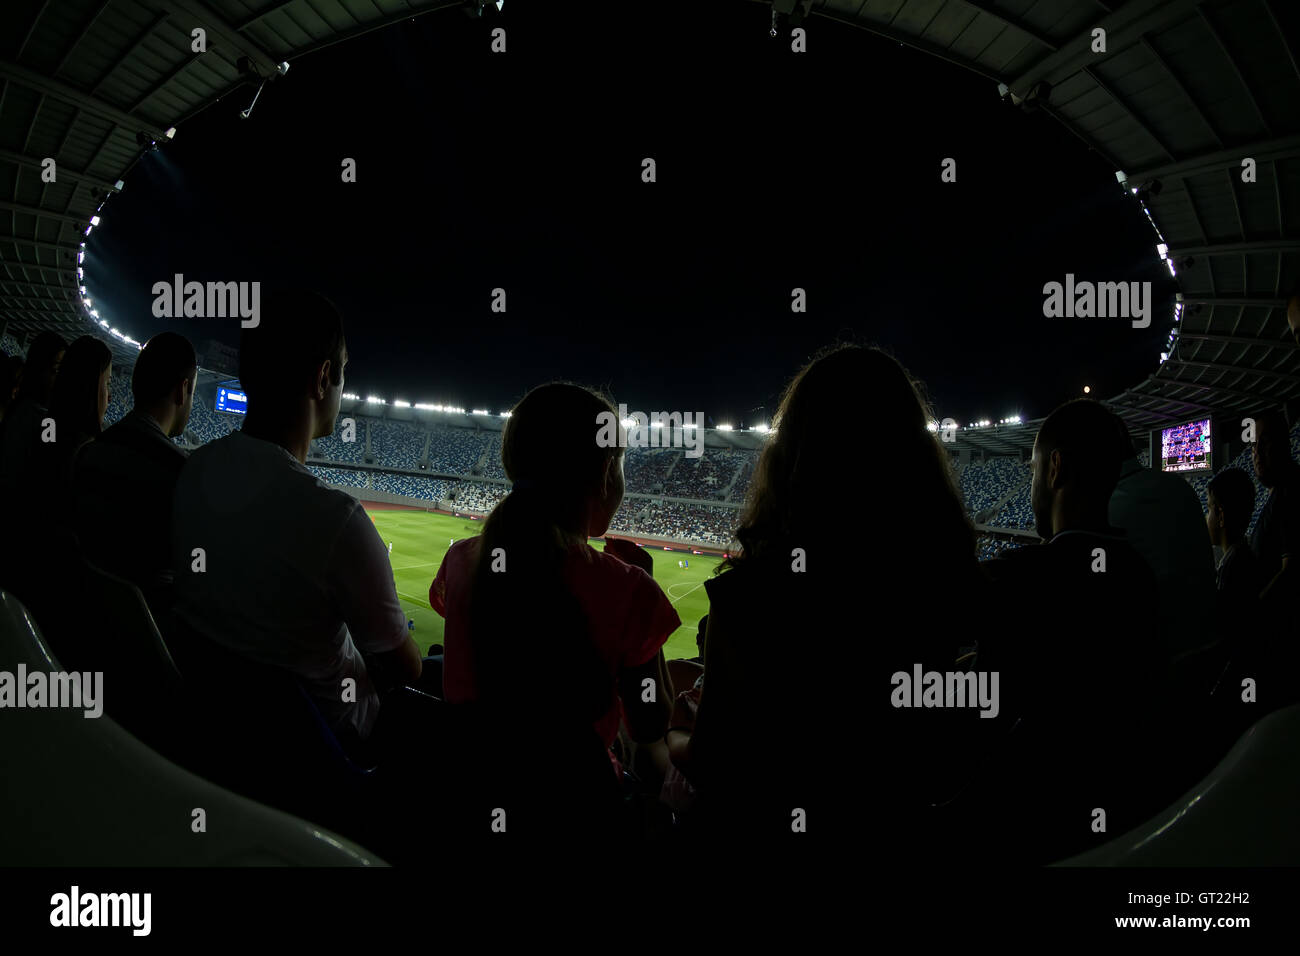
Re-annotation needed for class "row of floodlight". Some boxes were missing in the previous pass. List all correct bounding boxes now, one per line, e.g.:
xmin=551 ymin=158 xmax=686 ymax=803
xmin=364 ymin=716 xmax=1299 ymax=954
xmin=927 ymin=415 xmax=1024 ymax=431
xmin=341 ymin=395 xmax=777 ymax=432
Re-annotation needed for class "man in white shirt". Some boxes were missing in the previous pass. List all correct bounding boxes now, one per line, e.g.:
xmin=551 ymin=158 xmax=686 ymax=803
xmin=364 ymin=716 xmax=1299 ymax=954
xmin=172 ymin=289 xmax=421 ymax=748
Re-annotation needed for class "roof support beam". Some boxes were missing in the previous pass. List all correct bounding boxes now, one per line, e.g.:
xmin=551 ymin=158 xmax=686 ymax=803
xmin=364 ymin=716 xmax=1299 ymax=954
xmin=1178 ymin=295 xmax=1286 ymax=309
xmin=1010 ymin=0 xmax=1202 ymax=93
xmin=1165 ymin=358 xmax=1300 ymax=387
xmin=165 ymin=0 xmax=281 ymax=75
xmin=1154 ymin=378 xmax=1276 ymax=407
xmin=0 ymin=200 xmax=89 ymax=228
xmin=54 ymin=0 xmax=113 ymax=79
xmin=1169 ymin=240 xmax=1300 ymax=258
xmin=1127 ymin=134 xmax=1300 ymax=184
xmin=1138 ymin=35 xmax=1222 ymax=148
xmin=1176 ymin=330 xmax=1300 ymax=352
xmin=1123 ymin=382 xmax=1217 ymax=414
xmin=1082 ymin=65 xmax=1175 ymax=162
xmin=1198 ymin=7 xmax=1271 ymax=137
xmin=90 ymin=12 xmax=171 ymax=98
xmin=0 ymin=59 xmax=168 ymax=139
xmin=958 ymin=1 xmax=1059 ymax=51
xmin=0 ymin=237 xmax=81 ymax=257
xmin=0 ymin=147 xmax=117 ymax=194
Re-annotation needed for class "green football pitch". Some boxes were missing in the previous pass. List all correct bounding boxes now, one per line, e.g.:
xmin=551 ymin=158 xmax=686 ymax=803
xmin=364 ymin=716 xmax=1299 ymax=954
xmin=368 ymin=507 xmax=718 ymax=662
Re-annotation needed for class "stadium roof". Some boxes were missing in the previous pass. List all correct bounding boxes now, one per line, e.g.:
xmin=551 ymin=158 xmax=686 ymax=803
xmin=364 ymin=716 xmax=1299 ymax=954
xmin=3 ymin=0 xmax=1297 ymax=426
xmin=768 ymin=0 xmax=1300 ymax=431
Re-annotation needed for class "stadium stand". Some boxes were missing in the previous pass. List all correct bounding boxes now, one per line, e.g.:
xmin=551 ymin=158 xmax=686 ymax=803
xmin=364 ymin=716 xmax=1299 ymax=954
xmin=367 ymin=419 xmax=425 ymax=471
xmin=662 ymin=447 xmax=743 ymax=501
xmin=960 ymin=457 xmax=1026 ymax=516
xmin=991 ymin=483 xmax=1034 ymax=531
xmin=186 ymin=400 xmax=241 ymax=445
xmin=450 ymin=480 xmax=508 ymax=513
xmin=102 ymin=366 xmax=133 ymax=429
xmin=307 ymin=466 xmax=369 ymax=489
xmin=481 ymin=433 xmax=507 ymax=479
xmin=728 ymin=449 xmax=759 ymax=500
xmin=620 ymin=500 xmax=739 ymax=546
xmin=372 ymin=473 xmax=449 ymax=501
xmin=623 ymin=447 xmax=678 ymax=494
xmin=312 ymin=421 xmax=367 ymax=464
xmin=425 ymin=423 xmax=490 ymax=475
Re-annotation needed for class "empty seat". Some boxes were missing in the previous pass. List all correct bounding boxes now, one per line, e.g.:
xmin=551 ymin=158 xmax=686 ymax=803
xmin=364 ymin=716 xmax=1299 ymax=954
xmin=0 ymin=589 xmax=384 ymax=865
xmin=1054 ymin=703 xmax=1300 ymax=865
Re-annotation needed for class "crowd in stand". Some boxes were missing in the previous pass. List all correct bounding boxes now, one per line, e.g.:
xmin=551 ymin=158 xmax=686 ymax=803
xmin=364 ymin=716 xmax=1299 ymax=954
xmin=367 ymin=419 xmax=425 ymax=471
xmin=451 ymin=480 xmax=508 ymax=513
xmin=425 ymin=423 xmax=490 ymax=475
xmin=2 ymin=285 xmax=1298 ymax=862
xmin=372 ymin=472 xmax=449 ymax=500
xmin=959 ymin=456 xmax=1025 ymax=514
xmin=613 ymin=500 xmax=738 ymax=545
xmin=307 ymin=465 xmax=369 ymax=488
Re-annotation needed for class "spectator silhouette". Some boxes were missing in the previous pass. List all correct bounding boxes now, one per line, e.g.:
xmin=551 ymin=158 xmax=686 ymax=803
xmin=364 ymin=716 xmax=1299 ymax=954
xmin=1107 ymin=411 xmax=1217 ymax=659
xmin=74 ymin=332 xmax=196 ymax=618
xmin=35 ymin=335 xmax=112 ymax=511
xmin=1248 ymin=408 xmax=1300 ymax=700
xmin=1206 ymin=467 xmax=1262 ymax=611
xmin=670 ymin=344 xmax=985 ymax=846
xmin=0 ymin=331 xmax=65 ymax=504
xmin=170 ymin=288 xmax=422 ymax=756
xmin=980 ymin=399 xmax=1171 ymax=862
xmin=0 ymin=353 xmax=22 ymax=425
xmin=430 ymin=382 xmax=678 ymax=839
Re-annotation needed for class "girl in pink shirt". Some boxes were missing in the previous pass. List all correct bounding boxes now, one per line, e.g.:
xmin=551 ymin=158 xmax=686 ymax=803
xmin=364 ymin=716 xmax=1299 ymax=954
xmin=430 ymin=383 xmax=678 ymax=832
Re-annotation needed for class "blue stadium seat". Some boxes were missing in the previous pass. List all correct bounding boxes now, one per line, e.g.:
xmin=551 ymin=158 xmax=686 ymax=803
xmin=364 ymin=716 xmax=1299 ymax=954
xmin=0 ymin=589 xmax=384 ymax=865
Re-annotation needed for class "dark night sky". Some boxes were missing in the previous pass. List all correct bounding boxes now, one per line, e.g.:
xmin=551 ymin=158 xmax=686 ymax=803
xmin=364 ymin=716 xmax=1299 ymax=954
xmin=82 ymin=0 xmax=1174 ymax=427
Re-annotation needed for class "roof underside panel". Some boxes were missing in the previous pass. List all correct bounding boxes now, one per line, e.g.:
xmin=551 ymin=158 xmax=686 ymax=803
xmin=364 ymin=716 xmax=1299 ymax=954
xmin=1 ymin=0 xmax=1297 ymax=419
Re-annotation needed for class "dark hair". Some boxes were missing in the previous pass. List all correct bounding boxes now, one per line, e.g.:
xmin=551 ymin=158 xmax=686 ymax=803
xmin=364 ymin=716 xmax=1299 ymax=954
xmin=48 ymin=336 xmax=112 ymax=439
xmin=1254 ymin=407 xmax=1290 ymax=437
xmin=17 ymin=331 xmax=67 ymax=404
xmin=0 ymin=354 xmax=21 ymax=407
xmin=238 ymin=287 xmax=344 ymax=407
xmin=726 ymin=343 xmax=975 ymax=576
xmin=1035 ymin=399 xmax=1124 ymax=501
xmin=468 ymin=382 xmax=622 ymax=723
xmin=133 ymin=332 xmax=196 ymax=406
xmin=1107 ymin=409 xmax=1140 ymax=462
xmin=1207 ymin=467 xmax=1255 ymax=538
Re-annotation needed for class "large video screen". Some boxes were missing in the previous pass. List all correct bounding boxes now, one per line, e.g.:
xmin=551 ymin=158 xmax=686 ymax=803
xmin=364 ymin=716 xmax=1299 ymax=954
xmin=1161 ymin=418 xmax=1211 ymax=473
xmin=215 ymin=381 xmax=247 ymax=416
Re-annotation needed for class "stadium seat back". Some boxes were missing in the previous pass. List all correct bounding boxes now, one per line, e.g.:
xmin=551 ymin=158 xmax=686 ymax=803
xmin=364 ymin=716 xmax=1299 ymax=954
xmin=1054 ymin=702 xmax=1300 ymax=865
xmin=163 ymin=615 xmax=378 ymax=831
xmin=0 ymin=588 xmax=384 ymax=865
xmin=440 ymin=701 xmax=623 ymax=841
